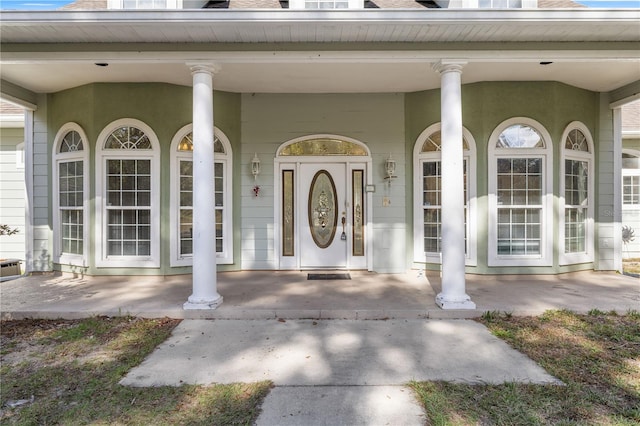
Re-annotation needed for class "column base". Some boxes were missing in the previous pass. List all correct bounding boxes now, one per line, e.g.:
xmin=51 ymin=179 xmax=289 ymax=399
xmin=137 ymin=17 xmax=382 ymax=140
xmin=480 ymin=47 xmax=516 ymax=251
xmin=183 ymin=295 xmax=223 ymax=310
xmin=436 ymin=293 xmax=476 ymax=310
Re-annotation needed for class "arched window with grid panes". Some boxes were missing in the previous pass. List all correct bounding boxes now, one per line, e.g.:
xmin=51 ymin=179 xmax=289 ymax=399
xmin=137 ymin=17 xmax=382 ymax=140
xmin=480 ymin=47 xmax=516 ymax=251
xmin=488 ymin=118 xmax=553 ymax=267
xmin=413 ymin=123 xmax=477 ymax=266
xmin=53 ymin=123 xmax=89 ymax=267
xmin=169 ymin=125 xmax=233 ymax=266
xmin=95 ymin=119 xmax=160 ymax=268
xmin=560 ymin=122 xmax=594 ymax=265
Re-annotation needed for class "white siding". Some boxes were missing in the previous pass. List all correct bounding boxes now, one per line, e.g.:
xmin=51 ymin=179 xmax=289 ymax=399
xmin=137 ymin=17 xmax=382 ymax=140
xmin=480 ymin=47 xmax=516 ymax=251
xmin=595 ymin=95 xmax=621 ymax=271
xmin=0 ymin=125 xmax=26 ymax=263
xmin=240 ymin=92 xmax=406 ymax=272
xmin=31 ymin=95 xmax=52 ymax=272
xmin=622 ymin=208 xmax=640 ymax=258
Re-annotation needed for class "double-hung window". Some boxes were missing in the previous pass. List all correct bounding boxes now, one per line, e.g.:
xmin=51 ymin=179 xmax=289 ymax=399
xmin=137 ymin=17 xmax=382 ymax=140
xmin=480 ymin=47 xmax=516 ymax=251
xmin=623 ymin=152 xmax=640 ymax=207
xmin=413 ymin=124 xmax=477 ymax=266
xmin=488 ymin=119 xmax=553 ymax=267
xmin=96 ymin=119 xmax=160 ymax=268
xmin=170 ymin=125 xmax=233 ymax=266
xmin=622 ymin=150 xmax=640 ymax=256
xmin=53 ymin=124 xmax=88 ymax=266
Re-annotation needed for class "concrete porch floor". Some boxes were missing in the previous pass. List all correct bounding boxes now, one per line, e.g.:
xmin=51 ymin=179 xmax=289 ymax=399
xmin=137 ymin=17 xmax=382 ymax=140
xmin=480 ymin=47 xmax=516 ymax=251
xmin=1 ymin=270 xmax=638 ymax=320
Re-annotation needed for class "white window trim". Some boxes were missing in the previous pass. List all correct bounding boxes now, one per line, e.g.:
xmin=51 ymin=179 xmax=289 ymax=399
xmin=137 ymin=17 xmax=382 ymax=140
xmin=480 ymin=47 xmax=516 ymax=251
xmin=412 ymin=123 xmax=477 ymax=266
xmin=289 ymin=0 xmax=363 ymax=8
xmin=488 ymin=117 xmax=553 ymax=267
xmin=559 ymin=121 xmax=594 ymax=265
xmin=95 ymin=118 xmax=160 ymax=268
xmin=435 ymin=0 xmax=537 ymax=7
xmin=16 ymin=142 xmax=25 ymax=169
xmin=622 ymin=148 xmax=640 ymax=211
xmin=274 ymin=134 xmax=373 ymax=272
xmin=107 ymin=0 xmax=178 ymax=9
xmin=52 ymin=123 xmax=89 ymax=267
xmin=169 ymin=124 xmax=233 ymax=267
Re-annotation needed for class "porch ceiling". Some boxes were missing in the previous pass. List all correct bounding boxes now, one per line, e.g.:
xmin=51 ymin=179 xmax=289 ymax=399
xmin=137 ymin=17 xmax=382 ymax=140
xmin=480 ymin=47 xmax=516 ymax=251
xmin=1 ymin=58 xmax=639 ymax=94
xmin=1 ymin=9 xmax=639 ymax=95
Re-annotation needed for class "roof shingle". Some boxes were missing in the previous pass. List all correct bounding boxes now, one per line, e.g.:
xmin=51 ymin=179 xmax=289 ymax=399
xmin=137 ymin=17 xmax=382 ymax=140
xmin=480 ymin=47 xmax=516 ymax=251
xmin=538 ymin=0 xmax=585 ymax=8
xmin=59 ymin=0 xmax=107 ymax=9
xmin=622 ymin=101 xmax=640 ymax=133
xmin=0 ymin=101 xmax=25 ymax=115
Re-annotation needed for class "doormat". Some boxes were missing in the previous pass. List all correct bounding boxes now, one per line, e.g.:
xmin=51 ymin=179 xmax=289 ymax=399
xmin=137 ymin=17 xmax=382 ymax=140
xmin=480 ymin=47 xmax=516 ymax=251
xmin=307 ymin=273 xmax=351 ymax=280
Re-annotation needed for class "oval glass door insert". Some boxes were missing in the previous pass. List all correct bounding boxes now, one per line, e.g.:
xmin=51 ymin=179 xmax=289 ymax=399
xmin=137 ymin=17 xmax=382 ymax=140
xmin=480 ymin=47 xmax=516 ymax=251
xmin=308 ymin=170 xmax=338 ymax=249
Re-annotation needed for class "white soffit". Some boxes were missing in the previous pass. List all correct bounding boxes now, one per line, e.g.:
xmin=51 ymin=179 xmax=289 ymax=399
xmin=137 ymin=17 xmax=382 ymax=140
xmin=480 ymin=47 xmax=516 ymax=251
xmin=1 ymin=9 xmax=639 ymax=94
xmin=1 ymin=59 xmax=639 ymax=94
xmin=1 ymin=9 xmax=640 ymax=43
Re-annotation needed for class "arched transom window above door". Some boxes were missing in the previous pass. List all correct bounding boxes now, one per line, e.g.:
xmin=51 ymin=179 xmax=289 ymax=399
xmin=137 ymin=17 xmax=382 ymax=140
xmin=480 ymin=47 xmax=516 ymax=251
xmin=278 ymin=137 xmax=369 ymax=157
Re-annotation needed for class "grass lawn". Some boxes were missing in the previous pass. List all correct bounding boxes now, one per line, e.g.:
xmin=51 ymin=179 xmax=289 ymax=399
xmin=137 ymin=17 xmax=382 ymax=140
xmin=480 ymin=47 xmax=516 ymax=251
xmin=2 ymin=311 xmax=639 ymax=425
xmin=0 ymin=317 xmax=271 ymax=425
xmin=411 ymin=310 xmax=640 ymax=425
xmin=623 ymin=258 xmax=640 ymax=275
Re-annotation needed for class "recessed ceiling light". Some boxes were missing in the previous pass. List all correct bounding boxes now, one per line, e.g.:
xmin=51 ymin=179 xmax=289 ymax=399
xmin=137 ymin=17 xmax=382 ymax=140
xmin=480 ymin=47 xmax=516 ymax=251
xmin=95 ymin=63 xmax=109 ymax=67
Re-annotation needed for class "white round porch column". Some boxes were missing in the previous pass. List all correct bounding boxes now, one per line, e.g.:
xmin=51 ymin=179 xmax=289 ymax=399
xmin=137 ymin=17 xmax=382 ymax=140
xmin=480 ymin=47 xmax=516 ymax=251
xmin=433 ymin=60 xmax=476 ymax=310
xmin=184 ymin=63 xmax=223 ymax=310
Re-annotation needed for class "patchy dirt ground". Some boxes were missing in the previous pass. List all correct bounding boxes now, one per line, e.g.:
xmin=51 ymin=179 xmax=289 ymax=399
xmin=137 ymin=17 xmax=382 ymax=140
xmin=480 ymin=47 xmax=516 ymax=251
xmin=1 ymin=316 xmax=271 ymax=425
xmin=623 ymin=258 xmax=640 ymax=275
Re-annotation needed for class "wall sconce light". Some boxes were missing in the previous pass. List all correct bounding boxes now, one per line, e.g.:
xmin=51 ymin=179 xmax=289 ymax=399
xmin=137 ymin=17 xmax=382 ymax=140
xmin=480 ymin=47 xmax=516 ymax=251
xmin=251 ymin=153 xmax=261 ymax=180
xmin=251 ymin=153 xmax=261 ymax=197
xmin=384 ymin=154 xmax=397 ymax=183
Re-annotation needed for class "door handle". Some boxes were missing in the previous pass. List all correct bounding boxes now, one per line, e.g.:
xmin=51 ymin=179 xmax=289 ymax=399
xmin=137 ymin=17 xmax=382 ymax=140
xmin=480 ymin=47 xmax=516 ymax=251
xmin=341 ymin=212 xmax=347 ymax=240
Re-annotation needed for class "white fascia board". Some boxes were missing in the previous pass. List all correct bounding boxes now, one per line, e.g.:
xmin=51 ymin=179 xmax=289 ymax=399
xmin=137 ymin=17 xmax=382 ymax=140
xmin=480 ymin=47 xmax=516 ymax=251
xmin=611 ymin=92 xmax=640 ymax=109
xmin=2 ymin=49 xmax=638 ymax=65
xmin=0 ymin=114 xmax=25 ymax=128
xmin=0 ymin=93 xmax=37 ymax=111
xmin=436 ymin=0 xmax=539 ymax=7
xmin=1 ymin=9 xmax=639 ymax=25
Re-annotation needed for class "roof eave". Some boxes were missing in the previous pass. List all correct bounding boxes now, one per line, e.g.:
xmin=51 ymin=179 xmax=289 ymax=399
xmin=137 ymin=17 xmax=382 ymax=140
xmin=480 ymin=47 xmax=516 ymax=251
xmin=1 ymin=8 xmax=639 ymax=24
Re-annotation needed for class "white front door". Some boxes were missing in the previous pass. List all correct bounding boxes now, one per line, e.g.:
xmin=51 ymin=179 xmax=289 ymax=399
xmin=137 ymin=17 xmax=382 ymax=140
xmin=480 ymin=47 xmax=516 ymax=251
xmin=300 ymin=163 xmax=348 ymax=268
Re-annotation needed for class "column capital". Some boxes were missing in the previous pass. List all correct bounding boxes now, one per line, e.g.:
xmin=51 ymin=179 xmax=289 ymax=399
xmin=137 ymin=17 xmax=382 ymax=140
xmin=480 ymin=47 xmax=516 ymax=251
xmin=432 ymin=60 xmax=467 ymax=75
xmin=188 ymin=62 xmax=221 ymax=76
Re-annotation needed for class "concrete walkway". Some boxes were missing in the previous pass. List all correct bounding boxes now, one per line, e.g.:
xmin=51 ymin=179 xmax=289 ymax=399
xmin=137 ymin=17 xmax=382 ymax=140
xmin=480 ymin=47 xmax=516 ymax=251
xmin=2 ymin=270 xmax=637 ymax=425
xmin=121 ymin=319 xmax=560 ymax=425
xmin=1 ymin=270 xmax=638 ymax=320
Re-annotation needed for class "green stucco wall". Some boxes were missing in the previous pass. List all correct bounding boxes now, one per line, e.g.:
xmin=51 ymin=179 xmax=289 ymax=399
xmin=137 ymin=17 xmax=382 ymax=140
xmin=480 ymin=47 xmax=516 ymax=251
xmin=47 ymin=83 xmax=241 ymax=275
xmin=43 ymin=80 xmax=607 ymax=275
xmin=406 ymin=82 xmax=599 ymax=274
xmin=240 ymin=92 xmax=406 ymax=272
